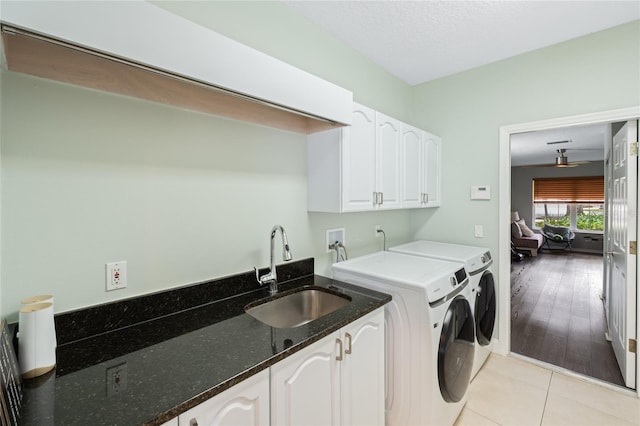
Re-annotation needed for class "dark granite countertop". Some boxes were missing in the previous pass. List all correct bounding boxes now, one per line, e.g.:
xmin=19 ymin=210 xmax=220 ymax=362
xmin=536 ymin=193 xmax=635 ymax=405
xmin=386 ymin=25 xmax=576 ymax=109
xmin=18 ymin=258 xmax=390 ymax=425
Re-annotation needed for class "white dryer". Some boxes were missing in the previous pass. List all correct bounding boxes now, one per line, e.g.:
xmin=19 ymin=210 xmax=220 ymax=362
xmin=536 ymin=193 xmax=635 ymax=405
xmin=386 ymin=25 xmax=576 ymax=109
xmin=390 ymin=240 xmax=497 ymax=379
xmin=333 ymin=251 xmax=474 ymax=426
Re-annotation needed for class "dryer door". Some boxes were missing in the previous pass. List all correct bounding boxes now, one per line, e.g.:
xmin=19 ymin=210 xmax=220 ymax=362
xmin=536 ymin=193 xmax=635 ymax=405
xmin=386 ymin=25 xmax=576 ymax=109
xmin=437 ymin=295 xmax=474 ymax=403
xmin=475 ymin=271 xmax=496 ymax=346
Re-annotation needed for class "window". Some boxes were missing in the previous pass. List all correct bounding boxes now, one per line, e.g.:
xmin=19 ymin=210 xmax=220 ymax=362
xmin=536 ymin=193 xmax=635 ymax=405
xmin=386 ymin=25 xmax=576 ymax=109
xmin=532 ymin=177 xmax=604 ymax=232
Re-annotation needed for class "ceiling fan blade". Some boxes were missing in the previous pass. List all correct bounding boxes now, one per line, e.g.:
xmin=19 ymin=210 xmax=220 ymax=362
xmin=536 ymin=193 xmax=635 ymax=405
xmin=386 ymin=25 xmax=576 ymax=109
xmin=520 ymin=163 xmax=561 ymax=168
xmin=519 ymin=162 xmax=581 ymax=168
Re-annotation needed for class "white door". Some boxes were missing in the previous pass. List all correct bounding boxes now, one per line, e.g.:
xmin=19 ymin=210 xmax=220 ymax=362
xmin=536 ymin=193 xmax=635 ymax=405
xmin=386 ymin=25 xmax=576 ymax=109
xmin=270 ymin=333 xmax=341 ymax=425
xmin=343 ymin=104 xmax=377 ymax=211
xmin=607 ymin=120 xmax=638 ymax=389
xmin=341 ymin=310 xmax=385 ymax=426
xmin=422 ymin=132 xmax=442 ymax=207
xmin=178 ymin=370 xmax=270 ymax=426
xmin=401 ymin=124 xmax=423 ymax=208
xmin=376 ymin=112 xmax=402 ymax=209
xmin=604 ymin=146 xmax=612 ymax=320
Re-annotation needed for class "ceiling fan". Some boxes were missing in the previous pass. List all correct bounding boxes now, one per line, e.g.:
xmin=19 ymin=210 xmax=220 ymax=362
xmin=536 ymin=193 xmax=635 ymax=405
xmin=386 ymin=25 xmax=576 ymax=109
xmin=523 ymin=148 xmax=592 ymax=168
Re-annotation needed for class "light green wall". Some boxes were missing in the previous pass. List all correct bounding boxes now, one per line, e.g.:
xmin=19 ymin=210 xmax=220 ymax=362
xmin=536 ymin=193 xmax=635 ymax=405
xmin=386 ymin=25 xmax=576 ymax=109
xmin=1 ymin=2 xmax=638 ymax=322
xmin=0 ymin=2 xmax=414 ymax=320
xmin=409 ymin=20 xmax=640 ymax=257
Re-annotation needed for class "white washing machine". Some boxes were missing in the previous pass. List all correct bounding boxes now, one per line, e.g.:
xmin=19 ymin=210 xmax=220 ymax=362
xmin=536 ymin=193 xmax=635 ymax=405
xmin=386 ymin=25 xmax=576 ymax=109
xmin=333 ymin=251 xmax=475 ymax=426
xmin=390 ymin=240 xmax=497 ymax=379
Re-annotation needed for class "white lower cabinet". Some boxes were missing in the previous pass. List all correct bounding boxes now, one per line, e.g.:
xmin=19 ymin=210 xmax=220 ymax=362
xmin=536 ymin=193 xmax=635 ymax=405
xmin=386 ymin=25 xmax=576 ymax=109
xmin=172 ymin=308 xmax=384 ymax=426
xmin=270 ymin=309 xmax=385 ymax=426
xmin=178 ymin=369 xmax=270 ymax=426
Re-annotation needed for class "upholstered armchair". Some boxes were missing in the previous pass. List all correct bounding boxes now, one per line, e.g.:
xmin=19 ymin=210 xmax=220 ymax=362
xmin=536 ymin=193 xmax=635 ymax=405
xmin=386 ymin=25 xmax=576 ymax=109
xmin=510 ymin=212 xmax=544 ymax=256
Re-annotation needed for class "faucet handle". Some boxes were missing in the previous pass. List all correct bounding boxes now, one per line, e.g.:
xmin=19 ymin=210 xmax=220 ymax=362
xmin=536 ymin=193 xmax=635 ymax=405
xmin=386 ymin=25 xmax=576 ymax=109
xmin=254 ymin=267 xmax=275 ymax=286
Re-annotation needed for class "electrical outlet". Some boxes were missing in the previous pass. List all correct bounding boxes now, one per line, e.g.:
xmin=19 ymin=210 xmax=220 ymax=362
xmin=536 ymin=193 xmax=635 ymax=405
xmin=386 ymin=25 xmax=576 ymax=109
xmin=106 ymin=261 xmax=127 ymax=291
xmin=474 ymin=225 xmax=484 ymax=238
xmin=106 ymin=362 xmax=127 ymax=396
xmin=326 ymin=228 xmax=345 ymax=252
xmin=375 ymin=225 xmax=382 ymax=237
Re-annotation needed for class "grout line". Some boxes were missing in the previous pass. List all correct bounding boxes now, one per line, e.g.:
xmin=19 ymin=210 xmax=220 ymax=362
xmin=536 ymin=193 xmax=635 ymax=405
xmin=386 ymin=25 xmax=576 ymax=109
xmin=539 ymin=371 xmax=554 ymax=425
xmin=462 ymin=406 xmax=505 ymax=426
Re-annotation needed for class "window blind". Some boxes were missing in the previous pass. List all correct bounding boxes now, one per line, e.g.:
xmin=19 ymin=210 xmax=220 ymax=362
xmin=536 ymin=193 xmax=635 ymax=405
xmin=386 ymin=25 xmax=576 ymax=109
xmin=533 ymin=176 xmax=604 ymax=203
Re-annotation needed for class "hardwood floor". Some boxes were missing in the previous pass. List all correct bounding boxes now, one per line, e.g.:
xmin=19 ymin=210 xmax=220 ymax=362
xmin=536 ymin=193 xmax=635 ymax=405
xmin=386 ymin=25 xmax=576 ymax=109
xmin=510 ymin=251 xmax=626 ymax=387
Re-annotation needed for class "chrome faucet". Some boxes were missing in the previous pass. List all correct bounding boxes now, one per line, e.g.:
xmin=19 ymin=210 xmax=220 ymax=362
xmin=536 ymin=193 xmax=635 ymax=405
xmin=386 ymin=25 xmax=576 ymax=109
xmin=254 ymin=225 xmax=292 ymax=295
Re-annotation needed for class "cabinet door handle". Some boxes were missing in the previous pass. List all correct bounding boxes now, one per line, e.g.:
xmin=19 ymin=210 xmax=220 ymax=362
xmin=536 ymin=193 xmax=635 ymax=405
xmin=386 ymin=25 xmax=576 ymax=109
xmin=373 ymin=192 xmax=378 ymax=206
xmin=336 ymin=338 xmax=343 ymax=361
xmin=379 ymin=192 xmax=384 ymax=205
xmin=190 ymin=418 xmax=199 ymax=426
xmin=345 ymin=332 xmax=352 ymax=355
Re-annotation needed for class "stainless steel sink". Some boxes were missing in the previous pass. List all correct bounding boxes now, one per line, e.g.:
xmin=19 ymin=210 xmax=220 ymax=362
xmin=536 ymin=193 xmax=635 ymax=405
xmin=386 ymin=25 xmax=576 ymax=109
xmin=245 ymin=287 xmax=351 ymax=328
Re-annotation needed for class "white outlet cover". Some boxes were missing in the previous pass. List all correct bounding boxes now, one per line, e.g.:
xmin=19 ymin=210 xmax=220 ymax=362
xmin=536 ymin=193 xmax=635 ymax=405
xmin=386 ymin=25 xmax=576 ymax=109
xmin=106 ymin=261 xmax=127 ymax=291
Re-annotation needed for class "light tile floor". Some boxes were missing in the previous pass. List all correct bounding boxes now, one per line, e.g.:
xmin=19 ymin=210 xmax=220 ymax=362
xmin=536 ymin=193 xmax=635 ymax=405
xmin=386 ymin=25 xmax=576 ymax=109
xmin=455 ymin=354 xmax=640 ymax=426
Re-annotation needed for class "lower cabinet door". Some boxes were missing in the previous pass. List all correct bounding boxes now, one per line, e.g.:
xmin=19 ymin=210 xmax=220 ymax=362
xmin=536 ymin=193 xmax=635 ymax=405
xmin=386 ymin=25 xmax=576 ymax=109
xmin=178 ymin=369 xmax=269 ymax=426
xmin=342 ymin=309 xmax=385 ymax=426
xmin=270 ymin=332 xmax=341 ymax=426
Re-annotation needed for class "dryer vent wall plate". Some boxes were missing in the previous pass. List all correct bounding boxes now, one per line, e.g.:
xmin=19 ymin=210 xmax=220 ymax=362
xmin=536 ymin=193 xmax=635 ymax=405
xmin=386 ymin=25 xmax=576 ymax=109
xmin=470 ymin=186 xmax=491 ymax=200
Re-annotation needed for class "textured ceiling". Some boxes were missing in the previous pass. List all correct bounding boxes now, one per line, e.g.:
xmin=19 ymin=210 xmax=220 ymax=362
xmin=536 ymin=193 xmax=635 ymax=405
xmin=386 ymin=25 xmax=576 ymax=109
xmin=284 ymin=1 xmax=639 ymax=164
xmin=284 ymin=0 xmax=639 ymax=86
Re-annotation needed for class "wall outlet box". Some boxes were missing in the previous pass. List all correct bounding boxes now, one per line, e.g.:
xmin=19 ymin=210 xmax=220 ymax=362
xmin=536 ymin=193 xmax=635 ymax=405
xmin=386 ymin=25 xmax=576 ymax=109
xmin=106 ymin=261 xmax=127 ymax=291
xmin=326 ymin=228 xmax=345 ymax=252
xmin=106 ymin=362 xmax=127 ymax=396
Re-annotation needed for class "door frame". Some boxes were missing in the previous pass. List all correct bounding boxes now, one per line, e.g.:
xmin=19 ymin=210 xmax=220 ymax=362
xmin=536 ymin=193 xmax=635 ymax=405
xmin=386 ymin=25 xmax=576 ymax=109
xmin=497 ymin=106 xmax=640 ymax=393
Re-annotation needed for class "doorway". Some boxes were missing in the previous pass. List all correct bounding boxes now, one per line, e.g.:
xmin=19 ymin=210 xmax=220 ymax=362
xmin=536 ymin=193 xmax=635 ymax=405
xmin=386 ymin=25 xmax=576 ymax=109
xmin=497 ymin=107 xmax=640 ymax=392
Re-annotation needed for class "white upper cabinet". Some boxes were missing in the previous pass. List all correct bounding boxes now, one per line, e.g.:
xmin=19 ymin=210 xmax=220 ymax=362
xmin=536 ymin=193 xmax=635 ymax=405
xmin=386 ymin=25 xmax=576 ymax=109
xmin=401 ymin=126 xmax=442 ymax=208
xmin=344 ymin=105 xmax=377 ymax=211
xmin=375 ymin=113 xmax=402 ymax=210
xmin=401 ymin=124 xmax=424 ymax=208
xmin=422 ymin=132 xmax=442 ymax=207
xmin=0 ymin=0 xmax=352 ymax=133
xmin=308 ymin=103 xmax=441 ymax=212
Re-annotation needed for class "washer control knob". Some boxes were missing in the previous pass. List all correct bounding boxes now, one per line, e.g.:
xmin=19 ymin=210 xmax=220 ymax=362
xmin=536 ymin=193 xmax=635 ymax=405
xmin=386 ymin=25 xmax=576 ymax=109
xmin=450 ymin=276 xmax=457 ymax=287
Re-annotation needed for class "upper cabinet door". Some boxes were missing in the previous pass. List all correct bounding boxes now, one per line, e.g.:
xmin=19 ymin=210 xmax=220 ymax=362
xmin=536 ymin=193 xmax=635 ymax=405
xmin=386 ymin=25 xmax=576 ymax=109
xmin=400 ymin=124 xmax=424 ymax=208
xmin=342 ymin=104 xmax=377 ymax=211
xmin=375 ymin=112 xmax=402 ymax=210
xmin=422 ymin=132 xmax=442 ymax=207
